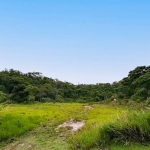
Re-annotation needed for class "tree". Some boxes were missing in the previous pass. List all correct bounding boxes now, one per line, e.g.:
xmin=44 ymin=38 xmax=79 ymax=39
xmin=10 ymin=84 xmax=29 ymax=103
xmin=0 ymin=91 xmax=7 ymax=103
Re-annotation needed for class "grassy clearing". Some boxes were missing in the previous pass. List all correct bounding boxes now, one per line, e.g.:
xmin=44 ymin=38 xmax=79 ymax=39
xmin=0 ymin=103 xmax=85 ymax=144
xmin=1 ymin=103 xmax=150 ymax=150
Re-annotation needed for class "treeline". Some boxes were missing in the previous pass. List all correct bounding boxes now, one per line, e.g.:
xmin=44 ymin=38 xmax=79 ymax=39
xmin=0 ymin=66 xmax=150 ymax=103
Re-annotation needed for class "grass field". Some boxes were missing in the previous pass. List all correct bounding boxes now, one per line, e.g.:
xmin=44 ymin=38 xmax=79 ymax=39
xmin=0 ymin=103 xmax=150 ymax=150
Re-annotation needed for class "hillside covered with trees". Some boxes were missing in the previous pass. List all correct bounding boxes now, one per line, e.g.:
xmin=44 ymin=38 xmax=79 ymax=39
xmin=0 ymin=66 xmax=150 ymax=103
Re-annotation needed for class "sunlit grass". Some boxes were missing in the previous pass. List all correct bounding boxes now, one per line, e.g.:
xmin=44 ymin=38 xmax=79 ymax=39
xmin=0 ymin=103 xmax=85 ymax=142
xmin=69 ymin=104 xmax=126 ymax=149
xmin=70 ymin=104 xmax=150 ymax=149
xmin=1 ymin=103 xmax=149 ymax=150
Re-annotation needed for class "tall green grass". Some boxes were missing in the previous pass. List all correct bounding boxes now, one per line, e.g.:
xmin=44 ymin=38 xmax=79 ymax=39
xmin=71 ymin=110 xmax=150 ymax=149
xmin=98 ymin=111 xmax=150 ymax=146
xmin=0 ymin=114 xmax=38 ymax=141
xmin=69 ymin=104 xmax=126 ymax=149
xmin=0 ymin=103 xmax=85 ymax=142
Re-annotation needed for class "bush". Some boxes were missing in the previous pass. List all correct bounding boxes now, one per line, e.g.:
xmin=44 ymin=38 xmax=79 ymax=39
xmin=71 ymin=111 xmax=150 ymax=149
xmin=56 ymin=95 xmax=64 ymax=102
xmin=0 ymin=91 xmax=8 ymax=103
xmin=41 ymin=98 xmax=53 ymax=103
xmin=98 ymin=112 xmax=150 ymax=147
xmin=76 ymin=99 xmax=86 ymax=103
xmin=146 ymin=97 xmax=150 ymax=106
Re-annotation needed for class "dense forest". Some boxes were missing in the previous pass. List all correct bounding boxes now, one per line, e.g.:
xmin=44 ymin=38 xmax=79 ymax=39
xmin=0 ymin=66 xmax=150 ymax=103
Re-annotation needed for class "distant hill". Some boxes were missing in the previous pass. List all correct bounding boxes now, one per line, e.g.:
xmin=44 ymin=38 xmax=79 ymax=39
xmin=0 ymin=66 xmax=150 ymax=103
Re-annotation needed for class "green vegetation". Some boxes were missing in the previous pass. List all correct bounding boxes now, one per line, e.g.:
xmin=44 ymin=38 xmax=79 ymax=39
xmin=70 ymin=105 xmax=126 ymax=149
xmin=1 ymin=66 xmax=150 ymax=104
xmin=111 ymin=143 xmax=150 ymax=150
xmin=0 ymin=103 xmax=150 ymax=149
xmin=0 ymin=103 xmax=85 ymax=143
xmin=73 ymin=111 xmax=150 ymax=149
xmin=1 ymin=66 xmax=150 ymax=149
xmin=0 ymin=103 xmax=126 ymax=149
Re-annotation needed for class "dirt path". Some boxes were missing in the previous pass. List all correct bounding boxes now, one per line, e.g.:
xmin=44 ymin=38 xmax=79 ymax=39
xmin=2 ymin=119 xmax=85 ymax=150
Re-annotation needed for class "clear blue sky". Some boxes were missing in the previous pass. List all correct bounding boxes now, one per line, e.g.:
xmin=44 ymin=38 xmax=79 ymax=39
xmin=0 ymin=0 xmax=150 ymax=84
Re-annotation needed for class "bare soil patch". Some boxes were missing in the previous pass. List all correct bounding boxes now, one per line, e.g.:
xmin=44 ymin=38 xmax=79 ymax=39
xmin=55 ymin=119 xmax=85 ymax=132
xmin=83 ymin=105 xmax=93 ymax=109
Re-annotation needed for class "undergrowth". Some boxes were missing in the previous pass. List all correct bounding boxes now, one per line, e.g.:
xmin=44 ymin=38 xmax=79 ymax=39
xmin=69 ymin=105 xmax=126 ymax=149
xmin=70 ymin=110 xmax=150 ymax=149
xmin=98 ymin=111 xmax=150 ymax=146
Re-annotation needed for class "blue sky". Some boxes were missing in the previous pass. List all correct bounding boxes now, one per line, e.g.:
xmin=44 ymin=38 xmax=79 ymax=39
xmin=0 ymin=0 xmax=150 ymax=84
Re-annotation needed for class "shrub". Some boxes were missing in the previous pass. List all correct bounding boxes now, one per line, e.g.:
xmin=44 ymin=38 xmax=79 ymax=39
xmin=0 ymin=91 xmax=8 ymax=103
xmin=76 ymin=99 xmax=86 ymax=103
xmin=71 ymin=111 xmax=150 ymax=149
xmin=41 ymin=98 xmax=53 ymax=102
xmin=98 ymin=112 xmax=150 ymax=147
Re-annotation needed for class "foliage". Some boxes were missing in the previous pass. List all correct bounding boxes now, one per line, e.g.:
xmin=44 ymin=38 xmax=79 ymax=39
xmin=96 ymin=111 xmax=150 ymax=148
xmin=69 ymin=105 xmax=126 ymax=149
xmin=0 ymin=69 xmax=114 ymax=103
xmin=0 ymin=66 xmax=150 ymax=103
xmin=0 ymin=91 xmax=7 ymax=103
xmin=71 ymin=108 xmax=150 ymax=149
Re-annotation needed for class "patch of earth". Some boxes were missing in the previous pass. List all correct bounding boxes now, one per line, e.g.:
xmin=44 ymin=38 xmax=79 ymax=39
xmin=83 ymin=105 xmax=93 ymax=109
xmin=55 ymin=119 xmax=85 ymax=132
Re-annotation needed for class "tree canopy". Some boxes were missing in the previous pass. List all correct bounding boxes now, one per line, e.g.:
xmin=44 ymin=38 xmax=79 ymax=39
xmin=0 ymin=66 xmax=150 ymax=103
